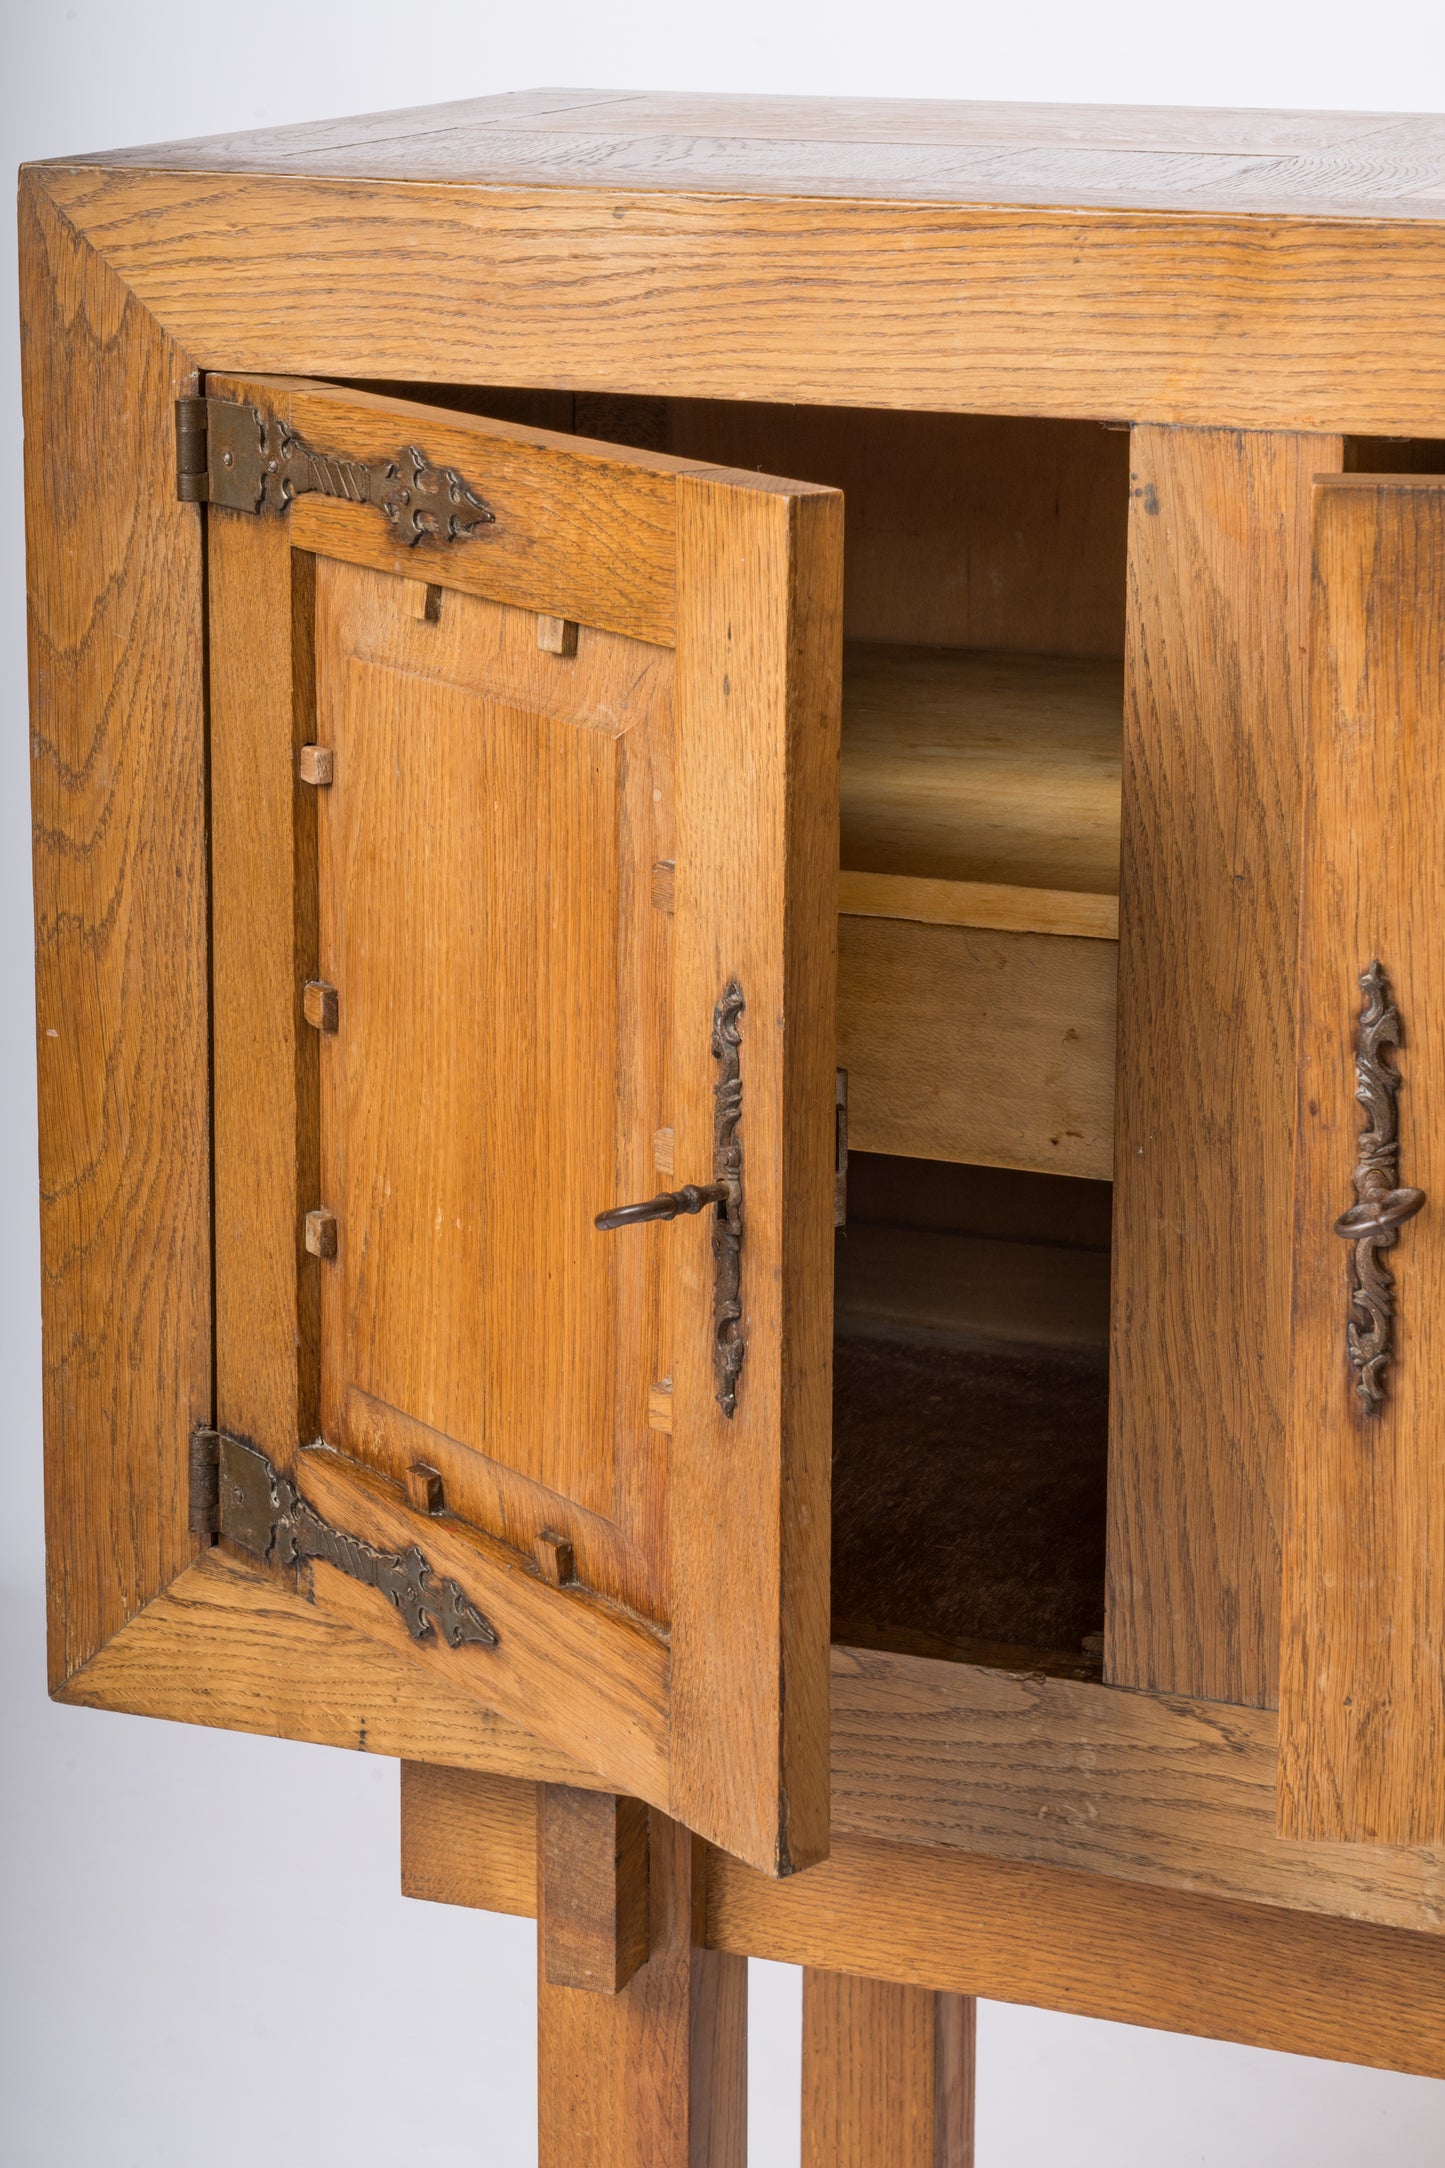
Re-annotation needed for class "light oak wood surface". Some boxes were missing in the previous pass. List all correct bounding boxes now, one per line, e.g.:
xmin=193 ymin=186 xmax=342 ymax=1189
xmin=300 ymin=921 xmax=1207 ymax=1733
xmin=1281 ymin=475 xmax=1445 ymax=1844
xmin=840 ymin=918 xmax=1117 ymax=1179
xmin=538 ymin=1811 xmax=748 ymax=2168
xmin=664 ymin=404 xmax=1129 ymax=659
xmin=299 ymin=1449 xmax=672 ymax=1803
xmin=22 ymin=171 xmax=211 ymax=1691
xmin=540 ymin=1785 xmax=652 ymax=1993
xmin=402 ymin=1763 xmax=540 ymax=1914
xmin=668 ymin=474 xmax=841 ymax=1875
xmin=395 ymin=1757 xmax=1445 ymax=2076
xmin=1109 ymin=426 xmax=1342 ymax=1707
xmin=841 ymin=646 xmax=1122 ymax=900
xmin=827 ymin=1643 xmax=1445 ymax=1933
xmin=207 ymin=404 xmax=321 ymax=1474
xmin=315 ymin=556 xmax=675 ymax=1624
xmin=60 ymin=1550 xmax=1445 ymax=1934
xmin=62 ymin=1548 xmax=595 ymax=1778
xmin=30 ymin=160 xmax=1445 ymax=435
xmin=836 ymin=645 xmax=1121 ymax=1175
xmin=706 ymin=1833 xmax=1445 ymax=2078
xmin=199 ymin=375 xmax=842 ymax=1874
xmin=68 ymin=90 xmax=1445 ymax=218
xmin=802 ymin=1971 xmax=974 ymax=2168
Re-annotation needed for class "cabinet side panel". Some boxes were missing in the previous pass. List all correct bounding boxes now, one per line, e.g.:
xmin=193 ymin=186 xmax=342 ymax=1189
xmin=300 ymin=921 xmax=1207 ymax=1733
xmin=1109 ymin=424 xmax=1341 ymax=1705
xmin=1280 ymin=477 xmax=1445 ymax=1844
xmin=22 ymin=173 xmax=211 ymax=1685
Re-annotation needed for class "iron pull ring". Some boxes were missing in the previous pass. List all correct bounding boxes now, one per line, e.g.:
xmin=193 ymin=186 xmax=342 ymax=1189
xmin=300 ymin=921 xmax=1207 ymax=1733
xmin=594 ymin=1183 xmax=728 ymax=1232
xmin=1334 ymin=1186 xmax=1427 ymax=1243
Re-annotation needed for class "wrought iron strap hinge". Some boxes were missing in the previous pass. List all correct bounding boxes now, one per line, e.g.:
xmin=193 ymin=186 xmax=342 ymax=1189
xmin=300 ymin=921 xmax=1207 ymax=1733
xmin=174 ymin=395 xmax=496 ymax=545
xmin=192 ymin=1429 xmax=498 ymax=1650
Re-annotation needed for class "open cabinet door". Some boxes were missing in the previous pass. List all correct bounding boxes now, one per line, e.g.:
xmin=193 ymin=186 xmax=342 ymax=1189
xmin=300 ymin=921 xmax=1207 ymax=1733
xmin=205 ymin=375 xmax=841 ymax=1875
xmin=1281 ymin=473 xmax=1445 ymax=1844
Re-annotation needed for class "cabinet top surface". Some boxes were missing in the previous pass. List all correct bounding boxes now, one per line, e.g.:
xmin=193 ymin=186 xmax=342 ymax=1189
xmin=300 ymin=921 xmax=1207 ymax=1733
xmin=48 ymin=86 xmax=1445 ymax=222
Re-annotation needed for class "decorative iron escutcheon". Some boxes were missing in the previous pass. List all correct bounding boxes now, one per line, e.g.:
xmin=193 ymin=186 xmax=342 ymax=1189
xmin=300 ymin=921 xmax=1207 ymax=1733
xmin=202 ymin=1431 xmax=498 ymax=1649
xmin=1332 ymin=961 xmax=1428 ymax=1414
xmin=595 ymin=979 xmax=747 ymax=1419
xmin=176 ymin=394 xmax=495 ymax=545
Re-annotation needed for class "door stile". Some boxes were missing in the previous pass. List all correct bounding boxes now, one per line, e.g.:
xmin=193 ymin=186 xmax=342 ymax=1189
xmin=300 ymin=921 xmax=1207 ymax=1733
xmin=1280 ymin=472 xmax=1445 ymax=1844
xmin=1109 ymin=425 xmax=1342 ymax=1707
xmin=207 ymin=431 xmax=321 ymax=1466
xmin=669 ymin=473 xmax=842 ymax=1875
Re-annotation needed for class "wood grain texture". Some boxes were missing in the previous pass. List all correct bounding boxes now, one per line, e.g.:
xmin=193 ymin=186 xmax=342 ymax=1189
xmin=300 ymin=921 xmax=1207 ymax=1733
xmin=828 ymin=1644 xmax=1444 ymax=1934
xmin=402 ymin=1762 xmax=539 ymax=1915
xmin=203 ymin=373 xmax=841 ymax=1874
xmin=802 ymin=1971 xmax=974 ymax=2168
xmin=33 ymin=164 xmax=1445 ymax=436
xmin=841 ymin=647 xmax=1122 ymax=895
xmin=278 ymin=375 xmax=690 ymax=645
xmin=23 ymin=169 xmax=212 ymax=1690
xmin=207 ymin=375 xmax=320 ymax=1469
xmin=666 ymin=407 xmax=1128 ymax=657
xmin=538 ymin=1812 xmax=747 ymax=2168
xmin=298 ymin=1448 xmax=672 ymax=1806
xmin=540 ymin=1785 xmax=652 ymax=1992
xmin=840 ymin=919 xmax=1117 ymax=1179
xmin=59 ymin=91 xmax=1445 ymax=218
xmin=668 ymin=474 xmax=841 ymax=1873
xmin=69 ymin=90 xmax=1434 ymax=162
xmin=391 ymin=1757 xmax=1445 ymax=2074
xmin=708 ymin=1833 xmax=1445 ymax=2077
xmin=66 ymin=1571 xmax=1445 ymax=1937
xmin=1281 ymin=475 xmax=1445 ymax=1843
xmin=1109 ymin=426 xmax=1342 ymax=1705
xmin=839 ymin=873 xmax=1117 ymax=940
xmin=57 ymin=1548 xmax=596 ymax=1778
xmin=314 ymin=555 xmax=674 ymax=1623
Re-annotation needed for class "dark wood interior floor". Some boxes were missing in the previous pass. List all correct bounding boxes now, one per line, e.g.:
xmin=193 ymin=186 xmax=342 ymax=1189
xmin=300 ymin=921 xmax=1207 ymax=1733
xmin=831 ymin=1332 xmax=1109 ymax=1673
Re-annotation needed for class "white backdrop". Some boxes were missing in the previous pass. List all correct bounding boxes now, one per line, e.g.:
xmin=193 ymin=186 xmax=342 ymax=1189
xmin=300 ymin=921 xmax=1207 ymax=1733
xmin=6 ymin=8 xmax=1445 ymax=2162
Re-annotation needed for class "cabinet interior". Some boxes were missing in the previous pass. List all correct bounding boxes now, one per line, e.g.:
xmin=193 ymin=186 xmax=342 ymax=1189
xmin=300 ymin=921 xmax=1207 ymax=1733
xmin=352 ymin=376 xmax=1128 ymax=1673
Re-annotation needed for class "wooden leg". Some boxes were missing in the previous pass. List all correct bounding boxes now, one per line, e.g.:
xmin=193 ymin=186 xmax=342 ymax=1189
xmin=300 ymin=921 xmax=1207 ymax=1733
xmin=802 ymin=1967 xmax=975 ymax=2168
xmin=537 ymin=1797 xmax=747 ymax=2168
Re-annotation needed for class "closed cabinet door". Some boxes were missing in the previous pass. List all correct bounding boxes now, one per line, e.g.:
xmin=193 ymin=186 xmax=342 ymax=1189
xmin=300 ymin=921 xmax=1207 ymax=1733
xmin=208 ymin=376 xmax=841 ymax=1874
xmin=1282 ymin=472 xmax=1445 ymax=1845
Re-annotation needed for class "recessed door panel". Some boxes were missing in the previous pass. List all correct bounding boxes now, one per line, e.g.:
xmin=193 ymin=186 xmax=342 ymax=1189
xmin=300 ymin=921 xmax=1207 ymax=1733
xmin=317 ymin=566 xmax=674 ymax=1618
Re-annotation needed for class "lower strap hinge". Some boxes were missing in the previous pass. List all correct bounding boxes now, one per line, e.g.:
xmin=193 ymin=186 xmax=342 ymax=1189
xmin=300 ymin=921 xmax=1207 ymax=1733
xmin=189 ymin=1426 xmax=498 ymax=1651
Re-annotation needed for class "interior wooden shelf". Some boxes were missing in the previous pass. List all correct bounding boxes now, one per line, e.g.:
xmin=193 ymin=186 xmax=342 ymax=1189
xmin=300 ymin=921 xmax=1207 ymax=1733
xmin=840 ymin=644 xmax=1124 ymax=940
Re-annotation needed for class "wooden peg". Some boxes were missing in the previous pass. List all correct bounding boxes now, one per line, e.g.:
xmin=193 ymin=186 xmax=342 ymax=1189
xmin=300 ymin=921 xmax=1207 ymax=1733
xmin=537 ymin=614 xmax=579 ymax=656
xmin=647 ymin=1379 xmax=674 ymax=1433
xmin=303 ymin=1208 xmax=337 ymax=1259
xmin=535 ymin=1529 xmax=576 ymax=1586
xmin=653 ymin=1126 xmax=675 ymax=1174
xmin=424 ymin=583 xmax=444 ymax=623
xmin=405 ymin=1462 xmax=445 ymax=1515
xmin=303 ymin=978 xmax=339 ymax=1033
xmin=297 ymin=743 xmax=334 ymax=786
xmin=650 ymin=859 xmax=676 ymax=914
